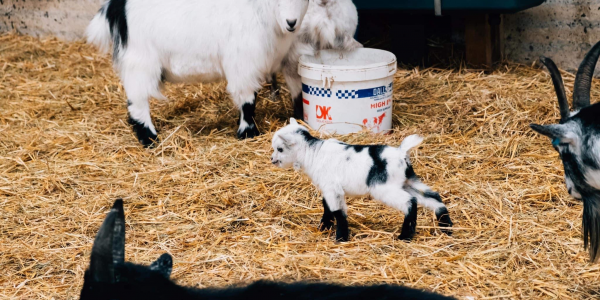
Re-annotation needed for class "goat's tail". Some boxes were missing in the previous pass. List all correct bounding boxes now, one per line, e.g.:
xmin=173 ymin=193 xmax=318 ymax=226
xmin=86 ymin=4 xmax=112 ymax=53
xmin=398 ymin=134 xmax=423 ymax=156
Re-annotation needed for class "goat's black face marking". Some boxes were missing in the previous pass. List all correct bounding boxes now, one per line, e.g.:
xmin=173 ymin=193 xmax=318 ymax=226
xmin=105 ymin=0 xmax=128 ymax=51
xmin=128 ymin=115 xmax=158 ymax=148
xmin=366 ymin=146 xmax=388 ymax=186
xmin=237 ymin=101 xmax=260 ymax=139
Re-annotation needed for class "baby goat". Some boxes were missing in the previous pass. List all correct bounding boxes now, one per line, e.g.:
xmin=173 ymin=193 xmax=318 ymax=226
xmin=81 ymin=199 xmax=456 ymax=300
xmin=87 ymin=0 xmax=309 ymax=146
xmin=531 ymin=41 xmax=600 ymax=262
xmin=271 ymin=0 xmax=362 ymax=119
xmin=270 ymin=119 xmax=453 ymax=241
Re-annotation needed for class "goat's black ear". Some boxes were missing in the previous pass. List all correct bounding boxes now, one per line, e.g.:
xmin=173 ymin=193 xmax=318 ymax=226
xmin=573 ymin=40 xmax=600 ymax=110
xmin=530 ymin=123 xmax=578 ymax=146
xmin=89 ymin=199 xmax=126 ymax=283
xmin=150 ymin=253 xmax=173 ymax=279
xmin=539 ymin=56 xmax=570 ymax=122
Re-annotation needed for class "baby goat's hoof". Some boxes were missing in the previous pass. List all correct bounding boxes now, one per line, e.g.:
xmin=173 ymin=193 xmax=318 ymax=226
xmin=335 ymin=234 xmax=349 ymax=242
xmin=129 ymin=117 xmax=159 ymax=148
xmin=237 ymin=125 xmax=260 ymax=140
xmin=436 ymin=208 xmax=453 ymax=236
xmin=318 ymin=218 xmax=334 ymax=232
xmin=397 ymin=232 xmax=414 ymax=242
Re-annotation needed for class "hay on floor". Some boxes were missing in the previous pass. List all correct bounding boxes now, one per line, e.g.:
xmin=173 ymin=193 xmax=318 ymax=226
xmin=1 ymin=33 xmax=600 ymax=299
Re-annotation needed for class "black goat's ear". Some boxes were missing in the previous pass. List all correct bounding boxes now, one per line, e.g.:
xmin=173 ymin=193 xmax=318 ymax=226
xmin=89 ymin=199 xmax=126 ymax=283
xmin=530 ymin=123 xmax=577 ymax=146
xmin=150 ymin=253 xmax=173 ymax=279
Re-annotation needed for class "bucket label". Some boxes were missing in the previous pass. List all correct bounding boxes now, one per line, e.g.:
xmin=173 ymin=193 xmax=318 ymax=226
xmin=302 ymin=82 xmax=393 ymax=134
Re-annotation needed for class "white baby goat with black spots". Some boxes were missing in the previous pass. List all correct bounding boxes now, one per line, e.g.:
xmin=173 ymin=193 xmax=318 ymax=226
xmin=271 ymin=119 xmax=453 ymax=241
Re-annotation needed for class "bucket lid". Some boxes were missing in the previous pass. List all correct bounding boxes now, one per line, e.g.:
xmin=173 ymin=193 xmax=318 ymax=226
xmin=299 ymin=48 xmax=397 ymax=83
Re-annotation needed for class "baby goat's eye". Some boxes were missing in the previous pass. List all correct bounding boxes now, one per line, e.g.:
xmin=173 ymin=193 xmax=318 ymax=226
xmin=277 ymin=147 xmax=284 ymax=153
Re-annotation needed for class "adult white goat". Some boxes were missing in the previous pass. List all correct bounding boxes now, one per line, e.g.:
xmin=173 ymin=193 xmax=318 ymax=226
xmin=270 ymin=0 xmax=362 ymax=120
xmin=271 ymin=119 xmax=453 ymax=242
xmin=87 ymin=0 xmax=309 ymax=146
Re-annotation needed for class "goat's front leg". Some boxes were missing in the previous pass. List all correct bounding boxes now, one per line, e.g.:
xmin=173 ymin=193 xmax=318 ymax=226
xmin=318 ymin=197 xmax=335 ymax=231
xmin=232 ymin=90 xmax=260 ymax=139
xmin=322 ymin=190 xmax=348 ymax=242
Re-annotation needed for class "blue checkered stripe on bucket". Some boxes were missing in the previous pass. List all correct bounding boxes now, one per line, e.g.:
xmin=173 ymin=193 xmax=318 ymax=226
xmin=302 ymin=83 xmax=393 ymax=99
xmin=302 ymin=84 xmax=332 ymax=98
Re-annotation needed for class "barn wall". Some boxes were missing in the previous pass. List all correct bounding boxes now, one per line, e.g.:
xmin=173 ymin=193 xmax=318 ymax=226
xmin=504 ymin=0 xmax=600 ymax=73
xmin=1 ymin=0 xmax=599 ymax=73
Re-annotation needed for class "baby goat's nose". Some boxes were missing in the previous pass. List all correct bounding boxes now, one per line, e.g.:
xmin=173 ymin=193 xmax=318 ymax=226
xmin=286 ymin=19 xmax=297 ymax=29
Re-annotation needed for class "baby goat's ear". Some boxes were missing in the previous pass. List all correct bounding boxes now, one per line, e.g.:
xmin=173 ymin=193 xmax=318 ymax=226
xmin=150 ymin=253 xmax=173 ymax=279
xmin=89 ymin=199 xmax=126 ymax=283
xmin=530 ymin=123 xmax=577 ymax=146
xmin=290 ymin=118 xmax=299 ymax=125
xmin=279 ymin=133 xmax=296 ymax=147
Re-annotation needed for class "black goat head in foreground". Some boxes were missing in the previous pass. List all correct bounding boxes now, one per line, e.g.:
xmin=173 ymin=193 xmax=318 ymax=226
xmin=531 ymin=41 xmax=600 ymax=262
xmin=80 ymin=199 xmax=455 ymax=300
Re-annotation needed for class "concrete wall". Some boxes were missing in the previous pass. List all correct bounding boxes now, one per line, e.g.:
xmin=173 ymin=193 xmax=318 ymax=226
xmin=1 ymin=0 xmax=599 ymax=73
xmin=0 ymin=0 xmax=103 ymax=41
xmin=504 ymin=0 xmax=600 ymax=73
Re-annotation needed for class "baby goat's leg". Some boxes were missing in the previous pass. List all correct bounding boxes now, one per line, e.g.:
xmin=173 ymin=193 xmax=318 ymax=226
xmin=322 ymin=190 xmax=348 ymax=242
xmin=373 ymin=187 xmax=418 ymax=241
xmin=405 ymin=176 xmax=453 ymax=236
xmin=319 ymin=198 xmax=335 ymax=231
xmin=121 ymin=56 xmax=162 ymax=147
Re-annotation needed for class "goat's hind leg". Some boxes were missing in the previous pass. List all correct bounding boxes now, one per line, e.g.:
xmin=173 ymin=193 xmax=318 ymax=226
xmin=405 ymin=174 xmax=453 ymax=236
xmin=373 ymin=187 xmax=418 ymax=241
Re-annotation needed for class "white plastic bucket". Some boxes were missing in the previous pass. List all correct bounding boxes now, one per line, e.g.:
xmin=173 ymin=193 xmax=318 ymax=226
xmin=298 ymin=48 xmax=397 ymax=134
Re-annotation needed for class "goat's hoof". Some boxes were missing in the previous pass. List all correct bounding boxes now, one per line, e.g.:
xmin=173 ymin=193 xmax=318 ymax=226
xmin=237 ymin=125 xmax=260 ymax=140
xmin=397 ymin=233 xmax=414 ymax=242
xmin=335 ymin=231 xmax=349 ymax=242
xmin=437 ymin=214 xmax=453 ymax=236
xmin=318 ymin=219 xmax=334 ymax=231
xmin=438 ymin=221 xmax=453 ymax=236
xmin=129 ymin=117 xmax=159 ymax=148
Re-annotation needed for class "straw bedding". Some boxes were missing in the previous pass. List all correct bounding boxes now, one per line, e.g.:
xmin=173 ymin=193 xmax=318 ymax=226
xmin=1 ymin=33 xmax=600 ymax=299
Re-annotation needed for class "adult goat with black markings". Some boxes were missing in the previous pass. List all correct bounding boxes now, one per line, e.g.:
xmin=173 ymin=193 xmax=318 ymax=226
xmin=80 ymin=199 xmax=456 ymax=300
xmin=87 ymin=0 xmax=310 ymax=146
xmin=531 ymin=41 xmax=600 ymax=262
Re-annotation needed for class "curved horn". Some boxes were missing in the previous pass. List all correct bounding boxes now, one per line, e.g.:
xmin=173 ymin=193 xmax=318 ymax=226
xmin=573 ymin=41 xmax=600 ymax=110
xmin=539 ymin=56 xmax=570 ymax=121
xmin=89 ymin=199 xmax=125 ymax=283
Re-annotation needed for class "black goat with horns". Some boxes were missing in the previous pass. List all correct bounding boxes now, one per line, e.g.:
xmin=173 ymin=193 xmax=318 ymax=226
xmin=80 ymin=199 xmax=455 ymax=300
xmin=531 ymin=41 xmax=600 ymax=262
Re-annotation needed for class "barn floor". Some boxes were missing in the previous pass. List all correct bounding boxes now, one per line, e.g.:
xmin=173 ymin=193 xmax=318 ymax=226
xmin=1 ymin=33 xmax=600 ymax=299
